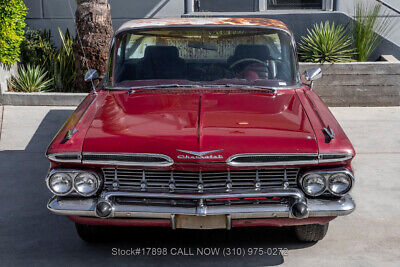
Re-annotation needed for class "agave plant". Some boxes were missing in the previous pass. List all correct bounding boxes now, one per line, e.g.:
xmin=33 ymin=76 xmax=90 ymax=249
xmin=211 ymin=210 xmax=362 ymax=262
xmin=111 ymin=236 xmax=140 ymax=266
xmin=352 ymin=2 xmax=393 ymax=62
xmin=9 ymin=64 xmax=52 ymax=92
xmin=52 ymin=28 xmax=76 ymax=92
xmin=299 ymin=21 xmax=354 ymax=63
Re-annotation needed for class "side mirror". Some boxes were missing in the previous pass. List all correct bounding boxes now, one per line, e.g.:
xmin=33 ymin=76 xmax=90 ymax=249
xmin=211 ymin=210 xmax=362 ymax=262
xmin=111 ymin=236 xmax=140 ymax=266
xmin=304 ymin=67 xmax=322 ymax=82
xmin=84 ymin=69 xmax=99 ymax=82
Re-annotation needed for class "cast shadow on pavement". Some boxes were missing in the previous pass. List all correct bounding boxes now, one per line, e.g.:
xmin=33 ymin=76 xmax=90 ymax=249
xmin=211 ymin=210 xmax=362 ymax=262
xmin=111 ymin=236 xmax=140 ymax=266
xmin=0 ymin=109 xmax=316 ymax=267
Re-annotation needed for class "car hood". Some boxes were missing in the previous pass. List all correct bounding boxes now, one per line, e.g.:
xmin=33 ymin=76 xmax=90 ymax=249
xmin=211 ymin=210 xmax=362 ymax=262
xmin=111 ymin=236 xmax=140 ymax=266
xmin=82 ymin=90 xmax=318 ymax=163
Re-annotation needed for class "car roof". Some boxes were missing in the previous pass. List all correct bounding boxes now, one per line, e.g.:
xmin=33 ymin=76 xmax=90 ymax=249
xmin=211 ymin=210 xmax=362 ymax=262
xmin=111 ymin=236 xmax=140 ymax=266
xmin=116 ymin=17 xmax=291 ymax=35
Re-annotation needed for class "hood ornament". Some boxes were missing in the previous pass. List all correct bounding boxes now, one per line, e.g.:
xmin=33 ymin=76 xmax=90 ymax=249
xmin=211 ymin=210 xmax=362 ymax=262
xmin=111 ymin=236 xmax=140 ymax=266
xmin=176 ymin=149 xmax=223 ymax=160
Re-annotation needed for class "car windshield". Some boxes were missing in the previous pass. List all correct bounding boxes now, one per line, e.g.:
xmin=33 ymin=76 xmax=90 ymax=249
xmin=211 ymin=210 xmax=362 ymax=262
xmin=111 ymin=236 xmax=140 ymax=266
xmin=110 ymin=27 xmax=298 ymax=88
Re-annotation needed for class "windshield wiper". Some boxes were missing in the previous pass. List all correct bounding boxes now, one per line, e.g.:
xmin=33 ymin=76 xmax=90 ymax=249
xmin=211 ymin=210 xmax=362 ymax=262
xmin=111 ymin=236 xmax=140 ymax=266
xmin=226 ymin=84 xmax=273 ymax=89
xmin=133 ymin=84 xmax=205 ymax=89
xmin=105 ymin=84 xmax=203 ymax=90
xmin=204 ymin=84 xmax=277 ymax=91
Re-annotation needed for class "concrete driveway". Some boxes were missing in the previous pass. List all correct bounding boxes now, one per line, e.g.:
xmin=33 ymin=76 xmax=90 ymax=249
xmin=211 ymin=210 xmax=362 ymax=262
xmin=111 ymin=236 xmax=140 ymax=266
xmin=0 ymin=106 xmax=399 ymax=266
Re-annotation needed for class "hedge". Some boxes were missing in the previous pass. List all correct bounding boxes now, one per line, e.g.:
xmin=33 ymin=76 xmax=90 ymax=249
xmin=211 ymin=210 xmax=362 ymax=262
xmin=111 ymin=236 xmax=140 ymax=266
xmin=0 ymin=0 xmax=27 ymax=65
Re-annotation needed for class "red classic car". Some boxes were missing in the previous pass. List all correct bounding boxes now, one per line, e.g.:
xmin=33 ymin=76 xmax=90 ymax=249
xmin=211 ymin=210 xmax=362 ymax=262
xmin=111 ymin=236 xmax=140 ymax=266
xmin=46 ymin=18 xmax=355 ymax=242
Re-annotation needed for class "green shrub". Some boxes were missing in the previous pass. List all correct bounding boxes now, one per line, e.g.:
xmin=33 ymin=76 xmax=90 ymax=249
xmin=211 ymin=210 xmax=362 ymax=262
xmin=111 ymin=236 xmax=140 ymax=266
xmin=9 ymin=64 xmax=52 ymax=92
xmin=0 ymin=0 xmax=27 ymax=65
xmin=53 ymin=28 xmax=76 ymax=92
xmin=18 ymin=28 xmax=77 ymax=92
xmin=352 ymin=2 xmax=393 ymax=62
xmin=20 ymin=28 xmax=56 ymax=73
xmin=299 ymin=21 xmax=354 ymax=63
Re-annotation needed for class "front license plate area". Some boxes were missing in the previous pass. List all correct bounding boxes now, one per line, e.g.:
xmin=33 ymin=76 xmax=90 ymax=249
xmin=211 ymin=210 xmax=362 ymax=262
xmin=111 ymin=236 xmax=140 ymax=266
xmin=175 ymin=215 xmax=227 ymax=229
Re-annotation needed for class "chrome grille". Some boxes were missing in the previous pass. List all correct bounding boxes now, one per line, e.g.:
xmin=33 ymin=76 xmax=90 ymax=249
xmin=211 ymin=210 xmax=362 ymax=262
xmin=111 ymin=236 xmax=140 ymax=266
xmin=102 ymin=168 xmax=299 ymax=193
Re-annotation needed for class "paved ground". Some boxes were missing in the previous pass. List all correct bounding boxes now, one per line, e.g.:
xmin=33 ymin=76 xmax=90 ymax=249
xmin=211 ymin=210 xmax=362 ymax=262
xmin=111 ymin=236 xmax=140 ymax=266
xmin=0 ymin=106 xmax=399 ymax=267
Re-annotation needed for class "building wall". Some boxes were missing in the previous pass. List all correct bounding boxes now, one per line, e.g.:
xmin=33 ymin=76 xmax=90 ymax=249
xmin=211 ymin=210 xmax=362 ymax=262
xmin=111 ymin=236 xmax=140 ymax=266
xmin=336 ymin=0 xmax=400 ymax=48
xmin=23 ymin=0 xmax=400 ymax=60
xmin=23 ymin=0 xmax=184 ymax=43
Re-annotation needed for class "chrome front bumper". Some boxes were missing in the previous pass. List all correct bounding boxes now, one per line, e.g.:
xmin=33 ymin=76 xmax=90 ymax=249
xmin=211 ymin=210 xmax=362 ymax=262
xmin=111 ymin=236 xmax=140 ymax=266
xmin=47 ymin=188 xmax=355 ymax=221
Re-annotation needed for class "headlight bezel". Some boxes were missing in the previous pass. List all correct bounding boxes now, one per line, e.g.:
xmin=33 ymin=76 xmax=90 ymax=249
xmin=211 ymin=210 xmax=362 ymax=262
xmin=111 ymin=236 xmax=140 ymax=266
xmin=299 ymin=168 xmax=354 ymax=197
xmin=327 ymin=172 xmax=353 ymax=196
xmin=46 ymin=169 xmax=102 ymax=197
xmin=301 ymin=173 xmax=327 ymax=197
xmin=74 ymin=172 xmax=100 ymax=196
xmin=47 ymin=172 xmax=74 ymax=196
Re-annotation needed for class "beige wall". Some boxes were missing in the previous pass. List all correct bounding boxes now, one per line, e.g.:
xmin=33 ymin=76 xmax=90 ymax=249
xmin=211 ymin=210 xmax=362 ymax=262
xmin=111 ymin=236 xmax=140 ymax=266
xmin=336 ymin=0 xmax=400 ymax=47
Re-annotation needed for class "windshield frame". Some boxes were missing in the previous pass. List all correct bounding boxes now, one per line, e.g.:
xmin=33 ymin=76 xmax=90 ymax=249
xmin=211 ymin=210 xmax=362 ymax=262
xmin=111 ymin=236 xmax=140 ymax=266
xmin=105 ymin=25 xmax=301 ymax=90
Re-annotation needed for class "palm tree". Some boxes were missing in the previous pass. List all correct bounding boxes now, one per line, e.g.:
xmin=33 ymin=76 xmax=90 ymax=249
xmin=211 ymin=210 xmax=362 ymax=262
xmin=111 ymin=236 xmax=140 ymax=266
xmin=74 ymin=0 xmax=113 ymax=91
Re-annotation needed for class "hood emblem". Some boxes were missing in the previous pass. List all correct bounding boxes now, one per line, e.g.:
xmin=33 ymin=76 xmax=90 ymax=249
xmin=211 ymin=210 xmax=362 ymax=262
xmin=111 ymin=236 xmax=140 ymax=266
xmin=176 ymin=149 xmax=223 ymax=160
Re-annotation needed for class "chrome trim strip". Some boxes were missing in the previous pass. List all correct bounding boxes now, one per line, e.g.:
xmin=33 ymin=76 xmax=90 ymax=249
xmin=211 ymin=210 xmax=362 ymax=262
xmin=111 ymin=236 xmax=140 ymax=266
xmin=226 ymin=153 xmax=319 ymax=167
xmin=226 ymin=153 xmax=354 ymax=167
xmin=48 ymin=152 xmax=174 ymax=166
xmin=47 ymin=194 xmax=355 ymax=219
xmin=82 ymin=152 xmax=174 ymax=167
xmin=99 ymin=188 xmax=305 ymax=202
xmin=47 ymin=153 xmax=82 ymax=163
xmin=49 ymin=152 xmax=352 ymax=166
xmin=318 ymin=153 xmax=354 ymax=163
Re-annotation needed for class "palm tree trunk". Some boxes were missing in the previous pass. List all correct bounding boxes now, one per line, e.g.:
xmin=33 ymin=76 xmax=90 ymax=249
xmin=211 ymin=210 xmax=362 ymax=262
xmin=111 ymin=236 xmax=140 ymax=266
xmin=74 ymin=0 xmax=113 ymax=91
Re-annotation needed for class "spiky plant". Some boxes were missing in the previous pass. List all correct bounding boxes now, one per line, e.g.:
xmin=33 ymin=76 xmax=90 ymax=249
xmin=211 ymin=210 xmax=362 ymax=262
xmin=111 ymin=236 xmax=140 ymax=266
xmin=352 ymin=2 xmax=393 ymax=62
xmin=52 ymin=28 xmax=76 ymax=92
xmin=9 ymin=64 xmax=52 ymax=92
xmin=299 ymin=21 xmax=354 ymax=63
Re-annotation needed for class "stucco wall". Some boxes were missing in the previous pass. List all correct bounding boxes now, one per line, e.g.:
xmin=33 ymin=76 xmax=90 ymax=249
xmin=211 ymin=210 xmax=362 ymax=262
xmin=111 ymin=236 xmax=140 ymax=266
xmin=0 ymin=65 xmax=17 ymax=94
xmin=23 ymin=0 xmax=184 ymax=45
xmin=336 ymin=0 xmax=400 ymax=47
xmin=183 ymin=11 xmax=400 ymax=60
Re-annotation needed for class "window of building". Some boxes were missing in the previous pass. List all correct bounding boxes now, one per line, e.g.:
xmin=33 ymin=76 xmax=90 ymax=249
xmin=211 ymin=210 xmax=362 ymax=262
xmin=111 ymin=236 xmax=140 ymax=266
xmin=267 ymin=0 xmax=322 ymax=10
xmin=190 ymin=0 xmax=331 ymax=12
xmin=194 ymin=0 xmax=257 ymax=12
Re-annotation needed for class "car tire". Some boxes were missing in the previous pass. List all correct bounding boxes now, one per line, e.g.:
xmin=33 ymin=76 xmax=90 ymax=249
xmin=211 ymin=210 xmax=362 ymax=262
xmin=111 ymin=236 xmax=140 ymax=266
xmin=294 ymin=223 xmax=329 ymax=242
xmin=75 ymin=223 xmax=106 ymax=243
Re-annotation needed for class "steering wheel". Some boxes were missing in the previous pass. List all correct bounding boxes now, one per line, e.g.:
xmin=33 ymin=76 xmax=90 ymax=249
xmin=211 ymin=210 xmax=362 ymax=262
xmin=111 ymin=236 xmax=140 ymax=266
xmin=229 ymin=58 xmax=269 ymax=70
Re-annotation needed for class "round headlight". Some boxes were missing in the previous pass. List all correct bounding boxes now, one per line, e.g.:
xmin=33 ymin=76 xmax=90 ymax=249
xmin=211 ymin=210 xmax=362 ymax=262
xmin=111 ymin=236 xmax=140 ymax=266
xmin=48 ymin=173 xmax=72 ymax=195
xmin=328 ymin=173 xmax=352 ymax=195
xmin=302 ymin=174 xmax=326 ymax=196
xmin=74 ymin=172 xmax=99 ymax=196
